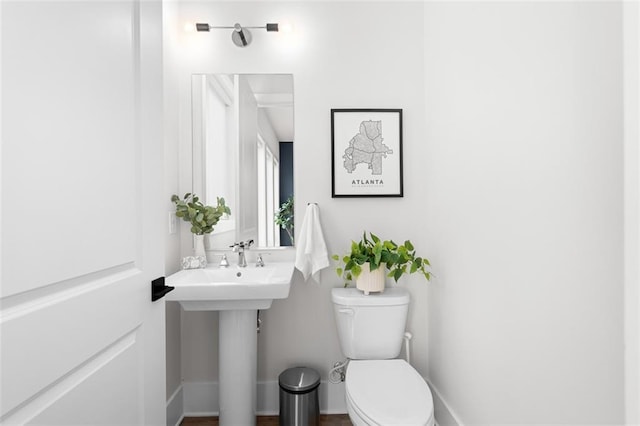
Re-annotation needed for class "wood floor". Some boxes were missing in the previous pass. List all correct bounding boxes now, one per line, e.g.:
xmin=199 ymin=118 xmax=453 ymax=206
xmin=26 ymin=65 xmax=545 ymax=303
xmin=181 ymin=415 xmax=352 ymax=426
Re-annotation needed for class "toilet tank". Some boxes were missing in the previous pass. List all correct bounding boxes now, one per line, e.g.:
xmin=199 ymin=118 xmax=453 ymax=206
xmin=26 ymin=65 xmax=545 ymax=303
xmin=331 ymin=287 xmax=410 ymax=360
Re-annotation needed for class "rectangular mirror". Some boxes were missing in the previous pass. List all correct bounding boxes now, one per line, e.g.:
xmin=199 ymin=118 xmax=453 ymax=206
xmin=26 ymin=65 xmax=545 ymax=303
xmin=191 ymin=74 xmax=294 ymax=249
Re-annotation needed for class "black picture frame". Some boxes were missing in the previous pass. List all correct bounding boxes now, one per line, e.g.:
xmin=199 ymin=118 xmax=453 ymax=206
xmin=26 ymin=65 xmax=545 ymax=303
xmin=331 ymin=109 xmax=403 ymax=198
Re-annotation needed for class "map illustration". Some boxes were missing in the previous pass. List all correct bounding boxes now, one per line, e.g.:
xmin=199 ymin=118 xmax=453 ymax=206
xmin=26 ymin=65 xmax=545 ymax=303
xmin=342 ymin=120 xmax=393 ymax=175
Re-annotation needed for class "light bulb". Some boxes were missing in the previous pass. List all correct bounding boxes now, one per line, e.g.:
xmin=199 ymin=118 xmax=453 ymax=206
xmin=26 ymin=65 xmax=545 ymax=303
xmin=183 ymin=22 xmax=196 ymax=33
xmin=279 ymin=21 xmax=294 ymax=33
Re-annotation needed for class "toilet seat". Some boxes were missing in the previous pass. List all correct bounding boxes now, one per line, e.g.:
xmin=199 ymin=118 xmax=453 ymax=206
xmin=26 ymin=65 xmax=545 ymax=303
xmin=345 ymin=359 xmax=434 ymax=426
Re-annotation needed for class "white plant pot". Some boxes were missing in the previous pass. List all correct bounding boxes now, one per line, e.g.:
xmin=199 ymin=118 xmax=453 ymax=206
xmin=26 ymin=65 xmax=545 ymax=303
xmin=356 ymin=263 xmax=386 ymax=295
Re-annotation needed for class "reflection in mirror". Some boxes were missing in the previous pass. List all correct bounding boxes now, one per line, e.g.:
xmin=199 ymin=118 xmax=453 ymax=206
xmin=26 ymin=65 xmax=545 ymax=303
xmin=192 ymin=74 xmax=294 ymax=250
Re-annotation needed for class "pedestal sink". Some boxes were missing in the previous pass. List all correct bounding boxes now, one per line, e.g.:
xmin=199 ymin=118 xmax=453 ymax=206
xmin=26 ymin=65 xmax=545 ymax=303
xmin=166 ymin=261 xmax=295 ymax=425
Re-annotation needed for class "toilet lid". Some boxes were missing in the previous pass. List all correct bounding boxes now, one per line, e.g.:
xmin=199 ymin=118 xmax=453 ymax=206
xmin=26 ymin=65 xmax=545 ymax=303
xmin=346 ymin=359 xmax=433 ymax=426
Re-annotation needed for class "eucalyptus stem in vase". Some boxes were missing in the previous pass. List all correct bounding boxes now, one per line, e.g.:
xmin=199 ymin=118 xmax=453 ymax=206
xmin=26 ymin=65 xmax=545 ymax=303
xmin=171 ymin=193 xmax=231 ymax=265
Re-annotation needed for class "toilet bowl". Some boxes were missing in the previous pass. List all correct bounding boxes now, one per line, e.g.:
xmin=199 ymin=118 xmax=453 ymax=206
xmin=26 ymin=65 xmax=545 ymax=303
xmin=331 ymin=288 xmax=435 ymax=426
xmin=345 ymin=360 xmax=434 ymax=426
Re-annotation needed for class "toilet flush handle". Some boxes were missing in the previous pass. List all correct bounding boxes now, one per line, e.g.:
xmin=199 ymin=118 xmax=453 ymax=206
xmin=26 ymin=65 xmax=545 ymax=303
xmin=338 ymin=308 xmax=354 ymax=316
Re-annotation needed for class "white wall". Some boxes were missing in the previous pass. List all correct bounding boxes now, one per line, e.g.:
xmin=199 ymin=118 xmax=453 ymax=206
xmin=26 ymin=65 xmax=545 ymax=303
xmin=166 ymin=0 xmax=429 ymax=414
xmin=423 ymin=2 xmax=625 ymax=424
xmin=164 ymin=1 xmax=628 ymax=424
xmin=623 ymin=1 xmax=640 ymax=423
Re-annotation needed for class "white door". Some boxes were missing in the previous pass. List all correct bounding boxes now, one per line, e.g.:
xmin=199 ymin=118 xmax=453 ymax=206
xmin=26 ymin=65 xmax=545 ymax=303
xmin=1 ymin=1 xmax=166 ymax=425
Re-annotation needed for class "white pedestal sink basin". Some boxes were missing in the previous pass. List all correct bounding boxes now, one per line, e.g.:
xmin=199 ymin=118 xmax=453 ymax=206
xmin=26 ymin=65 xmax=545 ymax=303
xmin=166 ymin=262 xmax=294 ymax=310
xmin=166 ymin=261 xmax=295 ymax=426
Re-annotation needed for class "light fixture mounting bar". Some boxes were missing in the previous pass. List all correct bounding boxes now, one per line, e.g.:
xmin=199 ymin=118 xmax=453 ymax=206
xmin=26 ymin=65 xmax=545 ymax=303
xmin=195 ymin=23 xmax=279 ymax=32
xmin=194 ymin=22 xmax=279 ymax=47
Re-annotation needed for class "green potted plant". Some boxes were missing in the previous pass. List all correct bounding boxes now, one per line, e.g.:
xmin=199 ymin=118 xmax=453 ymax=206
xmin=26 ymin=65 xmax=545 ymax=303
xmin=332 ymin=231 xmax=431 ymax=294
xmin=171 ymin=193 xmax=231 ymax=259
xmin=275 ymin=195 xmax=294 ymax=245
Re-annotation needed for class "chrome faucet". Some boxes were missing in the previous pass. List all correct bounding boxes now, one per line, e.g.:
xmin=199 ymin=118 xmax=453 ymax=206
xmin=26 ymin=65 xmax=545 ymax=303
xmin=231 ymin=240 xmax=253 ymax=268
xmin=238 ymin=249 xmax=247 ymax=268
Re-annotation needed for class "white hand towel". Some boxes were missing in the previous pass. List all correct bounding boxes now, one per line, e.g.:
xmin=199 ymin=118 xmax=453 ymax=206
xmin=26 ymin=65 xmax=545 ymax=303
xmin=295 ymin=203 xmax=330 ymax=284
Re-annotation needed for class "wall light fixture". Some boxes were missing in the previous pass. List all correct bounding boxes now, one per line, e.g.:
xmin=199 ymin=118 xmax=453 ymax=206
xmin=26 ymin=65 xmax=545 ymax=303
xmin=195 ymin=22 xmax=279 ymax=47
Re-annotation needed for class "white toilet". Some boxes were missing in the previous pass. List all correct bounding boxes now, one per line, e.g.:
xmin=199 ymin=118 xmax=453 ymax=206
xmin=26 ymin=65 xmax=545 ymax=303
xmin=332 ymin=287 xmax=434 ymax=426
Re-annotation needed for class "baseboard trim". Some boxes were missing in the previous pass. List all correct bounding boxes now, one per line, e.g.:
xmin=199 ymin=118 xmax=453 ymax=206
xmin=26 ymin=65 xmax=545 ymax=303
xmin=176 ymin=379 xmax=347 ymax=418
xmin=172 ymin=378 xmax=457 ymax=424
xmin=183 ymin=381 xmax=220 ymax=416
xmin=426 ymin=379 xmax=463 ymax=426
xmin=256 ymin=380 xmax=278 ymax=415
xmin=166 ymin=385 xmax=184 ymax=426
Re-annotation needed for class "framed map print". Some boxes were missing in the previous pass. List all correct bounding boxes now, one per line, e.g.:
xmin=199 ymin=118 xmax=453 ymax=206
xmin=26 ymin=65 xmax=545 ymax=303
xmin=331 ymin=109 xmax=403 ymax=197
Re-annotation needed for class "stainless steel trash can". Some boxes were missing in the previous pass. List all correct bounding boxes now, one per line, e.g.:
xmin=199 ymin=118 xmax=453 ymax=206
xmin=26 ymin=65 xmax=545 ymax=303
xmin=278 ymin=367 xmax=320 ymax=426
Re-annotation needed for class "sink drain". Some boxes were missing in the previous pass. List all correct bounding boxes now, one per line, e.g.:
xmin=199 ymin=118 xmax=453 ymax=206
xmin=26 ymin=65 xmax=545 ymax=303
xmin=236 ymin=272 xmax=242 ymax=277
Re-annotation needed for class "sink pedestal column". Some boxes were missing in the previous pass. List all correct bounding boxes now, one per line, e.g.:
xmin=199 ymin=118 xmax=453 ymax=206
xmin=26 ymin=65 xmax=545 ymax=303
xmin=218 ymin=309 xmax=257 ymax=425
